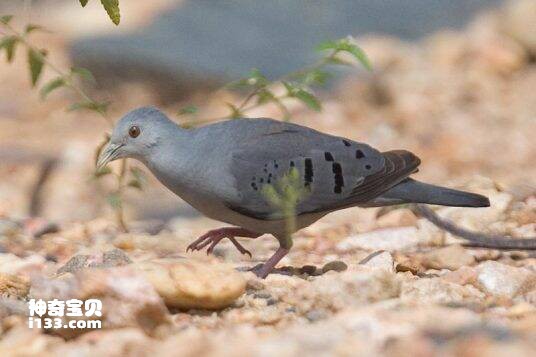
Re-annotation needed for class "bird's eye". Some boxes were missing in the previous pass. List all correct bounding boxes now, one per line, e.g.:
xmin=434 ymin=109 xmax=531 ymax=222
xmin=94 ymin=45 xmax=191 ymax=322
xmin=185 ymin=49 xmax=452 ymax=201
xmin=129 ymin=126 xmax=140 ymax=138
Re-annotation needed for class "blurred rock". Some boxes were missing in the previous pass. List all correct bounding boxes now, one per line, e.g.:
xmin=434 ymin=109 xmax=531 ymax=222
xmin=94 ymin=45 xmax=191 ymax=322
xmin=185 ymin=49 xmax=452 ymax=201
xmin=441 ymin=266 xmax=479 ymax=286
xmin=401 ymin=278 xmax=485 ymax=305
xmin=0 ymin=274 xmax=29 ymax=300
xmin=280 ymin=267 xmax=402 ymax=311
xmin=30 ymin=267 xmax=170 ymax=339
xmin=0 ymin=254 xmax=47 ymax=278
xmin=337 ymin=227 xmax=421 ymax=252
xmin=69 ymin=0 xmax=503 ymax=102
xmin=360 ymin=251 xmax=395 ymax=273
xmin=420 ymin=245 xmax=476 ymax=270
xmin=0 ymin=298 xmax=28 ymax=320
xmin=136 ymin=258 xmax=246 ymax=310
xmin=395 ymin=253 xmax=425 ymax=274
xmin=0 ymin=325 xmax=63 ymax=356
xmin=376 ymin=208 xmax=418 ymax=228
xmin=57 ymin=249 xmax=132 ymax=274
xmin=321 ymin=260 xmax=348 ymax=274
xmin=501 ymin=0 xmax=536 ymax=56
xmin=22 ymin=218 xmax=59 ymax=238
xmin=475 ymin=261 xmax=536 ymax=299
xmin=0 ymin=219 xmax=21 ymax=238
xmin=52 ymin=328 xmax=155 ymax=356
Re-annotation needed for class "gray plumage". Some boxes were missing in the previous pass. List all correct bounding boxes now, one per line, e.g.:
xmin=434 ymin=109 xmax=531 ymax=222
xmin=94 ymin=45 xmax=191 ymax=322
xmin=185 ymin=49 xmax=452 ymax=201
xmin=97 ymin=107 xmax=490 ymax=277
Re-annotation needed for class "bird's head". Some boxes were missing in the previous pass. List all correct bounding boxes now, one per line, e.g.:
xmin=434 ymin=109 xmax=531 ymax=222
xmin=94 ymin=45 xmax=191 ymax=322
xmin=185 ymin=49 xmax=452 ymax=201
xmin=96 ymin=107 xmax=176 ymax=170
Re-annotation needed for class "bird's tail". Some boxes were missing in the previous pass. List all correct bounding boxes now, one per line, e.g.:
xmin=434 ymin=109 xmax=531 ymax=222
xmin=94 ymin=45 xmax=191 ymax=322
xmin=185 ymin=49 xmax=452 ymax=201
xmin=377 ymin=178 xmax=490 ymax=207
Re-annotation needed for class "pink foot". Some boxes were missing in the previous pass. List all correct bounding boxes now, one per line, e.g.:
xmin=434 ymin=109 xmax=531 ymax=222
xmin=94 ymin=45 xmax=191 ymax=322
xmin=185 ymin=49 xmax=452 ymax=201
xmin=186 ymin=227 xmax=261 ymax=257
xmin=250 ymin=247 xmax=289 ymax=279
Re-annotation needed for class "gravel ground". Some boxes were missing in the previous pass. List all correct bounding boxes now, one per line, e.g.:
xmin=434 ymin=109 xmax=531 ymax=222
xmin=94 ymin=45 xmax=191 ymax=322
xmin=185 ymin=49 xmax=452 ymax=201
xmin=0 ymin=1 xmax=535 ymax=356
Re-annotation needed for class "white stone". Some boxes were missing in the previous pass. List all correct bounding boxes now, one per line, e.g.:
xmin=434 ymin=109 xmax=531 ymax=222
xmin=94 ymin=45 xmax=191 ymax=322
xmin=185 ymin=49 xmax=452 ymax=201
xmin=361 ymin=251 xmax=395 ymax=273
xmin=476 ymin=261 xmax=536 ymax=298
xmin=337 ymin=227 xmax=421 ymax=252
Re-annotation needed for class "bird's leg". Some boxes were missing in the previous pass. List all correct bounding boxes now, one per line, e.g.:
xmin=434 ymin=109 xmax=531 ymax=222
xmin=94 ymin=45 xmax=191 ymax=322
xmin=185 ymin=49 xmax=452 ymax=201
xmin=186 ymin=227 xmax=261 ymax=257
xmin=251 ymin=247 xmax=290 ymax=279
xmin=251 ymin=234 xmax=293 ymax=279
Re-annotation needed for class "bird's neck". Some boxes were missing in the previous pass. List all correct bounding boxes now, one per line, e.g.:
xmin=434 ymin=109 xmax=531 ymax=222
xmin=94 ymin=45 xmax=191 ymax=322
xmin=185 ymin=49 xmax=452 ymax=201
xmin=142 ymin=126 xmax=201 ymax=196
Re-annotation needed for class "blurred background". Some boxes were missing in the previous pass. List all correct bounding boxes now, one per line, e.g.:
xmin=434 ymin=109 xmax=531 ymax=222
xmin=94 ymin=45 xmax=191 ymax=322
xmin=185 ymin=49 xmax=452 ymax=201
xmin=0 ymin=1 xmax=535 ymax=356
xmin=0 ymin=0 xmax=534 ymax=225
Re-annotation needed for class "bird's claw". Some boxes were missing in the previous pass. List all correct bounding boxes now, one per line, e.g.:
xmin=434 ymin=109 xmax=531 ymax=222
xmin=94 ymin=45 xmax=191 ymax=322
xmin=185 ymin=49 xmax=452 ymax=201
xmin=186 ymin=229 xmax=252 ymax=257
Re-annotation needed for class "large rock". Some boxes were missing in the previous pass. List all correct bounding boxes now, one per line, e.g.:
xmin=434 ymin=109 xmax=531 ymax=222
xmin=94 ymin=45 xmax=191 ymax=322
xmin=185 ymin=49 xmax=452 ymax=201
xmin=401 ymin=278 xmax=485 ymax=305
xmin=30 ymin=266 xmax=170 ymax=339
xmin=501 ymin=0 xmax=536 ymax=56
xmin=475 ymin=261 xmax=536 ymax=299
xmin=420 ymin=245 xmax=476 ymax=270
xmin=70 ymin=0 xmax=503 ymax=102
xmin=136 ymin=258 xmax=246 ymax=310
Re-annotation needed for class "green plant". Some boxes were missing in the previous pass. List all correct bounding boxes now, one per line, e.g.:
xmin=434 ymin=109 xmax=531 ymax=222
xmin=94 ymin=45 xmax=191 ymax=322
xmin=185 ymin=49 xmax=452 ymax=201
xmin=178 ymin=36 xmax=371 ymax=126
xmin=1 ymin=2 xmax=371 ymax=232
xmin=0 ymin=5 xmax=143 ymax=232
xmin=261 ymin=167 xmax=311 ymax=239
xmin=79 ymin=0 xmax=121 ymax=25
xmin=179 ymin=37 xmax=372 ymax=231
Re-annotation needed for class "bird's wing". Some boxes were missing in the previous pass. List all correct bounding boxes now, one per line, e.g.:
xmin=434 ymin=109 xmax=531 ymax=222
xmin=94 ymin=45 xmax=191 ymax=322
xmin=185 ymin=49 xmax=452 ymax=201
xmin=224 ymin=120 xmax=420 ymax=220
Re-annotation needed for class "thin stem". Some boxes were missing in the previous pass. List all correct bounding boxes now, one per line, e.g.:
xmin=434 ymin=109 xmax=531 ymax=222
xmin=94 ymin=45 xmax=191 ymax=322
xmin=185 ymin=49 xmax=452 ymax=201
xmin=2 ymin=22 xmax=113 ymax=127
xmin=180 ymin=50 xmax=340 ymax=127
xmin=1 ymin=20 xmax=129 ymax=230
xmin=115 ymin=159 xmax=128 ymax=232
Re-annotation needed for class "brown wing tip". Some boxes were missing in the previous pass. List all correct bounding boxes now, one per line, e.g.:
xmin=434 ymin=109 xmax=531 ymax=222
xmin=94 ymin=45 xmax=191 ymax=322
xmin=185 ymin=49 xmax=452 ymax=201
xmin=383 ymin=150 xmax=421 ymax=170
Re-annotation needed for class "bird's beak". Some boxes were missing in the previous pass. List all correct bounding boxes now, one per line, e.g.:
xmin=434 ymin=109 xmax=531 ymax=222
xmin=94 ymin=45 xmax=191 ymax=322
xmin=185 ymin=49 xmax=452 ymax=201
xmin=96 ymin=142 xmax=123 ymax=171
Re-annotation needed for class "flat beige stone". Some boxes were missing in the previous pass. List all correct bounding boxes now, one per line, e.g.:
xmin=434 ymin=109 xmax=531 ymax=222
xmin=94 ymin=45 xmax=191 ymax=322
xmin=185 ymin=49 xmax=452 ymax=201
xmin=136 ymin=258 xmax=246 ymax=310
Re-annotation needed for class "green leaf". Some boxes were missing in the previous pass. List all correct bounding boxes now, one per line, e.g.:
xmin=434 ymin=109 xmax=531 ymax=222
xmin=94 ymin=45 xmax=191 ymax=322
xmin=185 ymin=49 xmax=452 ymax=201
xmin=25 ymin=24 xmax=46 ymax=34
xmin=100 ymin=0 xmax=120 ymax=25
xmin=294 ymin=88 xmax=321 ymax=111
xmin=226 ymin=68 xmax=269 ymax=89
xmin=248 ymin=68 xmax=268 ymax=87
xmin=68 ymin=100 xmax=110 ymax=114
xmin=325 ymin=56 xmax=353 ymax=67
xmin=79 ymin=0 xmax=90 ymax=7
xmin=317 ymin=38 xmax=372 ymax=71
xmin=177 ymin=105 xmax=198 ymax=116
xmin=28 ymin=48 xmax=46 ymax=87
xmin=40 ymin=77 xmax=65 ymax=99
xmin=316 ymin=40 xmax=339 ymax=52
xmin=302 ymin=69 xmax=331 ymax=86
xmin=225 ymin=103 xmax=243 ymax=119
xmin=129 ymin=167 xmax=146 ymax=186
xmin=0 ymin=15 xmax=13 ymax=24
xmin=127 ymin=179 xmax=142 ymax=190
xmin=283 ymin=82 xmax=321 ymax=111
xmin=70 ymin=67 xmax=96 ymax=83
xmin=342 ymin=43 xmax=371 ymax=71
xmin=94 ymin=166 xmax=112 ymax=178
xmin=106 ymin=193 xmax=122 ymax=209
xmin=256 ymin=89 xmax=275 ymax=105
xmin=0 ymin=36 xmax=19 ymax=62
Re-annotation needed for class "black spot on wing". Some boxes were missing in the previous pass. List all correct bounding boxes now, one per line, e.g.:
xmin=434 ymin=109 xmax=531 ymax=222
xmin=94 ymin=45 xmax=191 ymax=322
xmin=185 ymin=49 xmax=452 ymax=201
xmin=324 ymin=152 xmax=334 ymax=161
xmin=355 ymin=150 xmax=365 ymax=159
xmin=332 ymin=162 xmax=344 ymax=194
xmin=304 ymin=158 xmax=313 ymax=187
xmin=342 ymin=139 xmax=351 ymax=147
